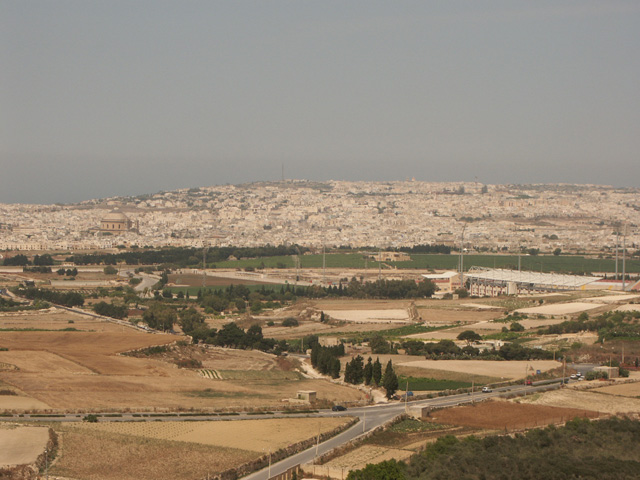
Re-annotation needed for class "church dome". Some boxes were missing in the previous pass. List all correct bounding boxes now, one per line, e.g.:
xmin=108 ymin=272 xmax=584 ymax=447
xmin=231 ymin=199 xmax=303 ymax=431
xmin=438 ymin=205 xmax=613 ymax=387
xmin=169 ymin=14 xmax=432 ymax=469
xmin=102 ymin=210 xmax=129 ymax=222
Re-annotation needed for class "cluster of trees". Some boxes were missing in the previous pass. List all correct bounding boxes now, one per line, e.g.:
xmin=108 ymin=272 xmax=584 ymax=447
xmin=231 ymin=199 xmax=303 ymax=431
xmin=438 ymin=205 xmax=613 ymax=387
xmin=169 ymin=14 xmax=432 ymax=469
xmin=65 ymin=245 xmax=309 ymax=267
xmin=92 ymin=301 xmax=128 ymax=319
xmin=3 ymin=254 xmax=30 ymax=266
xmin=310 ymin=342 xmax=344 ymax=378
xmin=149 ymin=306 xmax=290 ymax=354
xmin=400 ymin=339 xmax=554 ymax=361
xmin=56 ymin=268 xmax=78 ymax=276
xmin=23 ymin=266 xmax=52 ymax=273
xmin=336 ymin=278 xmax=435 ymax=299
xmin=350 ymin=417 xmax=640 ymax=480
xmin=16 ymin=287 xmax=84 ymax=307
xmin=395 ymin=244 xmax=452 ymax=254
xmin=540 ymin=311 xmax=640 ymax=342
xmin=2 ymin=254 xmax=54 ymax=266
xmin=343 ymin=356 xmax=398 ymax=399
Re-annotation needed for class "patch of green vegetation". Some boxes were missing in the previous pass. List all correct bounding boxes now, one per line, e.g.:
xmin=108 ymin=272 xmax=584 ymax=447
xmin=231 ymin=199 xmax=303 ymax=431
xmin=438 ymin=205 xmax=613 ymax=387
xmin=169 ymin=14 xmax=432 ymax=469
xmin=184 ymin=389 xmax=261 ymax=399
xmin=389 ymin=419 xmax=451 ymax=434
xmin=216 ymin=370 xmax=303 ymax=381
xmin=399 ymin=376 xmax=472 ymax=391
xmin=393 ymin=254 xmax=640 ymax=274
xmin=321 ymin=324 xmax=453 ymax=342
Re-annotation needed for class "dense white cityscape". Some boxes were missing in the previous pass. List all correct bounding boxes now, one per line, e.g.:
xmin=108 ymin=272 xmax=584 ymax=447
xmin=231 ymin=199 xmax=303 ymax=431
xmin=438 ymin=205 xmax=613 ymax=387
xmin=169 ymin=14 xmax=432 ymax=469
xmin=0 ymin=181 xmax=638 ymax=255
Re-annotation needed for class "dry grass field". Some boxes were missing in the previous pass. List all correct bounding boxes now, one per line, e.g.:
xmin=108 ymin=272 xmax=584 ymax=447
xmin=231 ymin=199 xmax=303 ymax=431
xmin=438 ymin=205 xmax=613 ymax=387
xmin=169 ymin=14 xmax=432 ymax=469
xmin=0 ymin=308 xmax=129 ymax=332
xmin=50 ymin=424 xmax=256 ymax=480
xmin=593 ymin=381 xmax=640 ymax=397
xmin=324 ymin=444 xmax=414 ymax=470
xmin=168 ymin=273 xmax=273 ymax=287
xmin=0 ymin=320 xmax=364 ymax=411
xmin=395 ymin=358 xmax=560 ymax=381
xmin=427 ymin=398 xmax=598 ymax=430
xmin=73 ymin=417 xmax=351 ymax=452
xmin=0 ymin=424 xmax=49 ymax=467
xmin=52 ymin=417 xmax=352 ymax=480
xmin=519 ymin=386 xmax=640 ymax=415
xmin=415 ymin=308 xmax=502 ymax=325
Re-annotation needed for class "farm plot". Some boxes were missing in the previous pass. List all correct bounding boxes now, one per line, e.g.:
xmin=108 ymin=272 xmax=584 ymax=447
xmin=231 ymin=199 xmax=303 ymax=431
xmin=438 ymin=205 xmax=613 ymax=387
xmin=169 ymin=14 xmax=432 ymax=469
xmin=74 ymin=417 xmax=352 ymax=452
xmin=323 ymin=445 xmax=413 ymax=471
xmin=51 ymin=425 xmax=255 ymax=480
xmin=515 ymin=302 xmax=604 ymax=315
xmin=396 ymin=359 xmax=561 ymax=380
xmin=415 ymin=307 xmax=502 ymax=325
xmin=322 ymin=309 xmax=409 ymax=323
xmin=426 ymin=399 xmax=598 ymax=430
xmin=593 ymin=381 xmax=640 ymax=398
xmin=0 ymin=336 xmax=363 ymax=411
xmin=0 ymin=309 xmax=126 ymax=333
xmin=518 ymin=387 xmax=640 ymax=415
xmin=0 ymin=425 xmax=49 ymax=467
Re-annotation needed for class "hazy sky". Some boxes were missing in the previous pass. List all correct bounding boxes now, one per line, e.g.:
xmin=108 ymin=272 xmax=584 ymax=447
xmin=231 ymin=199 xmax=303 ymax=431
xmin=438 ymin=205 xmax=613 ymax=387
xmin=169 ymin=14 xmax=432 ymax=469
xmin=2 ymin=1 xmax=639 ymax=204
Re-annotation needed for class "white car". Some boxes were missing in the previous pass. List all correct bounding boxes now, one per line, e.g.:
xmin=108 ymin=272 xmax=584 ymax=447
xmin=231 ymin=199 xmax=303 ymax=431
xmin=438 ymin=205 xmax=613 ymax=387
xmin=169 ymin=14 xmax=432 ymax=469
xmin=482 ymin=386 xmax=492 ymax=393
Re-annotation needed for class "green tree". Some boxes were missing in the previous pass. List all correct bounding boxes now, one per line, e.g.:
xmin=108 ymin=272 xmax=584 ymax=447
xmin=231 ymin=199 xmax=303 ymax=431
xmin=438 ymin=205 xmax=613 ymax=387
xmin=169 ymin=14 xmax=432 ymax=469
xmin=282 ymin=317 xmax=299 ymax=327
xmin=382 ymin=360 xmax=399 ymax=399
xmin=142 ymin=303 xmax=177 ymax=331
xmin=373 ymin=357 xmax=382 ymax=385
xmin=370 ymin=334 xmax=391 ymax=354
xmin=363 ymin=357 xmax=373 ymax=385
xmin=553 ymin=248 xmax=562 ymax=256
xmin=510 ymin=322 xmax=525 ymax=332
xmin=103 ymin=265 xmax=118 ymax=275
xmin=346 ymin=460 xmax=406 ymax=480
xmin=178 ymin=307 xmax=205 ymax=334
xmin=456 ymin=330 xmax=481 ymax=345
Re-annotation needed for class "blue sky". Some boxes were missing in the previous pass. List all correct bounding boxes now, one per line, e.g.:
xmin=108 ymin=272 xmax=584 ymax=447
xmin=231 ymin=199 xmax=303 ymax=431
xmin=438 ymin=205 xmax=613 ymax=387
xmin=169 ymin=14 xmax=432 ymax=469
xmin=2 ymin=1 xmax=639 ymax=203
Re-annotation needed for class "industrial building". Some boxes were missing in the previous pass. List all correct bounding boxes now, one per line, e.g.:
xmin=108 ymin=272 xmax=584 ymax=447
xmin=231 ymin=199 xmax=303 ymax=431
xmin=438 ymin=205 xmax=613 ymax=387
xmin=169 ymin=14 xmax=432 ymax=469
xmin=464 ymin=267 xmax=600 ymax=296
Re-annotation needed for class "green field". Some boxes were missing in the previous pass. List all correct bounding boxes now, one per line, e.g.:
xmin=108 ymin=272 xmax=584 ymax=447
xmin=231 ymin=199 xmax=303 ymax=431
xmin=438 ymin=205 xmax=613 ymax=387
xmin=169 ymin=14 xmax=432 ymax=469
xmin=209 ymin=253 xmax=640 ymax=274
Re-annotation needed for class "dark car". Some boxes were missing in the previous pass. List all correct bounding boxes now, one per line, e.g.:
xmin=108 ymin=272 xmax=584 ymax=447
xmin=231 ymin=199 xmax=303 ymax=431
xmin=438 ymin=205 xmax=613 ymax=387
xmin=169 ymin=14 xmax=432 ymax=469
xmin=332 ymin=405 xmax=347 ymax=412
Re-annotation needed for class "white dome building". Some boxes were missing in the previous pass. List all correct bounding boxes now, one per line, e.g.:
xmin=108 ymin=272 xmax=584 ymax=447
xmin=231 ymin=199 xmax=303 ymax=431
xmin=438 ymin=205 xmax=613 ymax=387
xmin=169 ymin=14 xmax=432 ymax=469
xmin=100 ymin=210 xmax=136 ymax=234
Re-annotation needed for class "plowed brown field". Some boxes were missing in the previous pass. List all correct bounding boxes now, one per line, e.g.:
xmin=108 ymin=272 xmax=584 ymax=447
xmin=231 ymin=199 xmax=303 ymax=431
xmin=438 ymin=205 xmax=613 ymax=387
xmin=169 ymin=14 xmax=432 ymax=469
xmin=427 ymin=398 xmax=598 ymax=430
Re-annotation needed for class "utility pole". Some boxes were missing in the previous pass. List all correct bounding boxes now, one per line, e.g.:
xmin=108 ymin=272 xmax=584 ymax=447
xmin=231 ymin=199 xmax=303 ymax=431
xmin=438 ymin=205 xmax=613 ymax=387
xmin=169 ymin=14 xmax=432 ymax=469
xmin=622 ymin=224 xmax=627 ymax=291
xmin=363 ymin=410 xmax=366 ymax=433
xmin=202 ymin=242 xmax=209 ymax=289
xmin=322 ymin=242 xmax=326 ymax=286
xmin=405 ymin=379 xmax=409 ymax=413
xmin=471 ymin=376 xmax=475 ymax=403
xmin=459 ymin=224 xmax=466 ymax=288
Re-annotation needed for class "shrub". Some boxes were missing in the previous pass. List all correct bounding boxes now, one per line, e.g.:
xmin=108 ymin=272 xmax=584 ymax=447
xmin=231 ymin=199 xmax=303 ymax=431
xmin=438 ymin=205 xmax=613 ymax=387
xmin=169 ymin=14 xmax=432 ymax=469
xmin=282 ymin=317 xmax=299 ymax=327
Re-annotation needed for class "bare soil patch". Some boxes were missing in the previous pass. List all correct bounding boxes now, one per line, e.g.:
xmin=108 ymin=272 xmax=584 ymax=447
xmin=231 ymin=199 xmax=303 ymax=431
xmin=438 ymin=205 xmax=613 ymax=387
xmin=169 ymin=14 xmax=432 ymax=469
xmin=427 ymin=398 xmax=597 ymax=430
xmin=169 ymin=273 xmax=273 ymax=287
xmin=0 ymin=425 xmax=49 ymax=467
